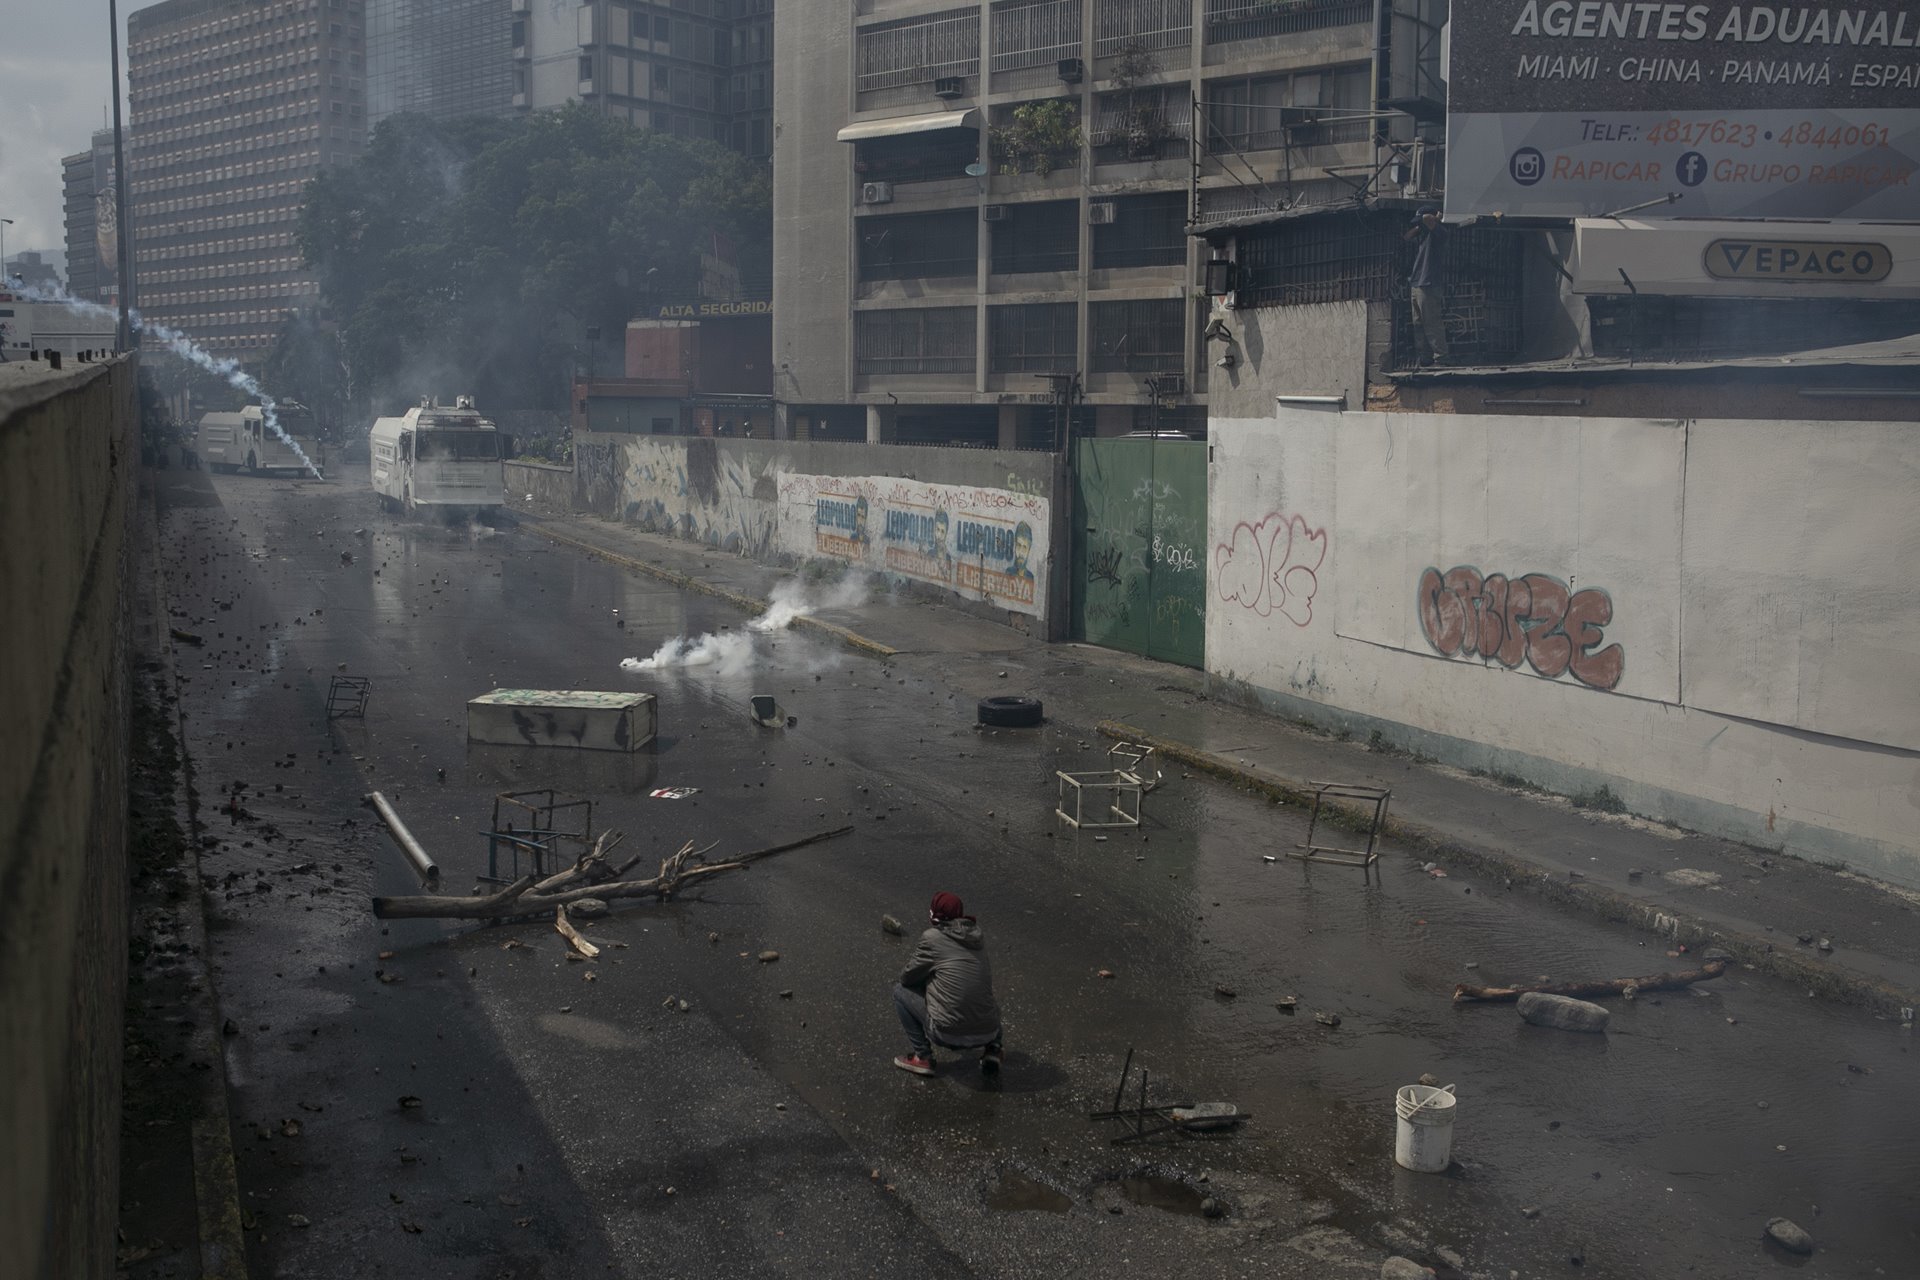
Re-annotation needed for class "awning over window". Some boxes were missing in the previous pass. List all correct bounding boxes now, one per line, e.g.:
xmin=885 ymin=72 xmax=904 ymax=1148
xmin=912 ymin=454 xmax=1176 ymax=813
xmin=836 ymin=109 xmax=982 ymax=143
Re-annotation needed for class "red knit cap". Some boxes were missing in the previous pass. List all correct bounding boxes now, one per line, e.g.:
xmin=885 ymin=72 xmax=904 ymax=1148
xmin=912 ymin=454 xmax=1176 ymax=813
xmin=929 ymin=891 xmax=966 ymax=922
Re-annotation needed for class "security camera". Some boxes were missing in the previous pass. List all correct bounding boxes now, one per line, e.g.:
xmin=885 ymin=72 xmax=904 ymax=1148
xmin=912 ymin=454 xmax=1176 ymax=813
xmin=1215 ymin=352 xmax=1237 ymax=369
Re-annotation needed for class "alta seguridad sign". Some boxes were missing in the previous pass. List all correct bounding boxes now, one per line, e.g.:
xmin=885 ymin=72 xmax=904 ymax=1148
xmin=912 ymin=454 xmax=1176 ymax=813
xmin=1445 ymin=1 xmax=1920 ymax=221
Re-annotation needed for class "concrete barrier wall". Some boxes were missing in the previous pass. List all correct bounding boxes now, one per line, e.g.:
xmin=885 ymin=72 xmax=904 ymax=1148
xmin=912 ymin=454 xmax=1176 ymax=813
xmin=576 ymin=432 xmax=1064 ymax=630
xmin=0 ymin=358 xmax=138 ymax=1279
xmin=504 ymin=460 xmax=574 ymax=514
xmin=1208 ymin=405 xmax=1920 ymax=888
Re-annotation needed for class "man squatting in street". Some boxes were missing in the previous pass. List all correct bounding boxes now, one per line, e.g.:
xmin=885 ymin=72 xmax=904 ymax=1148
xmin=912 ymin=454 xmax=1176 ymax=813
xmin=892 ymin=891 xmax=1003 ymax=1076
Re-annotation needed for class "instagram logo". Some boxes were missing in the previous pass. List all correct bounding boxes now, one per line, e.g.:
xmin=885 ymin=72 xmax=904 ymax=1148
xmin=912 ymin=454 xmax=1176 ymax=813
xmin=1508 ymin=147 xmax=1545 ymax=186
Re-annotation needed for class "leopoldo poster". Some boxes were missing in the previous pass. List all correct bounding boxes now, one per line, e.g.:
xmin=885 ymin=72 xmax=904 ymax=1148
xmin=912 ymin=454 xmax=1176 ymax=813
xmin=776 ymin=472 xmax=1049 ymax=616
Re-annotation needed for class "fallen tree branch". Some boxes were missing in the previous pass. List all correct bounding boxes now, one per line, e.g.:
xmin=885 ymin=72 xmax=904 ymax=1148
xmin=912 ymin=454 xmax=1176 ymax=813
xmin=554 ymin=905 xmax=601 ymax=958
xmin=370 ymin=826 xmax=853 ymax=920
xmin=1454 ymin=959 xmax=1726 ymax=1004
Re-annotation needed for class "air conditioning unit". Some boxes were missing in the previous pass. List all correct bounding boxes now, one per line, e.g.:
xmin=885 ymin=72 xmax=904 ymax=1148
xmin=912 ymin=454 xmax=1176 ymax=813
xmin=1087 ymin=201 xmax=1116 ymax=225
xmin=983 ymin=204 xmax=1011 ymax=223
xmin=1057 ymin=58 xmax=1085 ymax=83
xmin=1151 ymin=372 xmax=1186 ymax=396
xmin=933 ymin=76 xmax=965 ymax=99
xmin=860 ymin=181 xmax=894 ymax=205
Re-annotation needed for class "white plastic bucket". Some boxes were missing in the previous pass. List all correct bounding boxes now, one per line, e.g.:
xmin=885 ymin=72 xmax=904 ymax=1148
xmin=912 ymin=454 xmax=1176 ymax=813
xmin=1394 ymin=1083 xmax=1457 ymax=1173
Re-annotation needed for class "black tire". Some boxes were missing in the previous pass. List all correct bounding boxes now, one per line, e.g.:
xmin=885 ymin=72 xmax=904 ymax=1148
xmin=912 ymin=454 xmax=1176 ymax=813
xmin=977 ymin=695 xmax=1044 ymax=728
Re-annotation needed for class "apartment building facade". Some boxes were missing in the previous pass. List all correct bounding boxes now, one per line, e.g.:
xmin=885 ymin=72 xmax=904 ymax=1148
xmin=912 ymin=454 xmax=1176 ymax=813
xmin=497 ymin=0 xmax=773 ymax=158
xmin=126 ymin=0 xmax=366 ymax=359
xmin=366 ymin=0 xmax=516 ymax=129
xmin=773 ymin=0 xmax=1441 ymax=447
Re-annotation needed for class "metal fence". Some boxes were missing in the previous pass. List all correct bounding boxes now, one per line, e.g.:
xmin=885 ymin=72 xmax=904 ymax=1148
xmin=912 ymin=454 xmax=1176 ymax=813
xmin=1092 ymin=192 xmax=1188 ymax=268
xmin=858 ymin=8 xmax=981 ymax=92
xmin=990 ymin=200 xmax=1080 ymax=275
xmin=856 ymin=307 xmax=977 ymax=375
xmin=991 ymin=0 xmax=1082 ymax=72
xmin=990 ymin=302 xmax=1078 ymax=372
xmin=1204 ymin=0 xmax=1373 ymax=43
xmin=1095 ymin=0 xmax=1192 ymax=55
xmin=1090 ymin=298 xmax=1186 ymax=373
xmin=858 ymin=209 xmax=978 ymax=281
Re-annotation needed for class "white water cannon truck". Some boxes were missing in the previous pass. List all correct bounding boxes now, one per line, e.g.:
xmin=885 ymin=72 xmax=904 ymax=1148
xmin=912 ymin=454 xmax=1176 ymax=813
xmin=196 ymin=402 xmax=321 ymax=475
xmin=368 ymin=396 xmax=509 ymax=517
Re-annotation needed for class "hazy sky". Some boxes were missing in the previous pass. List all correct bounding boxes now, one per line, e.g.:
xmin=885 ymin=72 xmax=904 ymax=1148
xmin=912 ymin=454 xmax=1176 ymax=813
xmin=0 ymin=4 xmax=122 ymax=271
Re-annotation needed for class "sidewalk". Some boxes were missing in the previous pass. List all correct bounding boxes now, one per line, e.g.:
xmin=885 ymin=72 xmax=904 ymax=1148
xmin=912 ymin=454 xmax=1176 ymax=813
xmin=516 ymin=507 xmax=1920 ymax=1019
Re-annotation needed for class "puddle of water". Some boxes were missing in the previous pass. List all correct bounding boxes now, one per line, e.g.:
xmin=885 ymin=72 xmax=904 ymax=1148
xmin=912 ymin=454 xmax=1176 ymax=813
xmin=1119 ymin=1174 xmax=1206 ymax=1216
xmin=986 ymin=1171 xmax=1072 ymax=1214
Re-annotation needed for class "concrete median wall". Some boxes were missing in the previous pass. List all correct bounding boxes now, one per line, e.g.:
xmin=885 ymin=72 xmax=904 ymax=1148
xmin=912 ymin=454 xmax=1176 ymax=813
xmin=0 ymin=357 xmax=139 ymax=1279
xmin=1208 ymin=405 xmax=1920 ymax=889
xmin=575 ymin=432 xmax=1065 ymax=632
xmin=504 ymin=460 xmax=574 ymax=514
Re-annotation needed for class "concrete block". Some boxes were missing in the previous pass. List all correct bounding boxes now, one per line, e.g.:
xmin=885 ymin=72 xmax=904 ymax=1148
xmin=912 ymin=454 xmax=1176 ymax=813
xmin=467 ymin=689 xmax=656 ymax=752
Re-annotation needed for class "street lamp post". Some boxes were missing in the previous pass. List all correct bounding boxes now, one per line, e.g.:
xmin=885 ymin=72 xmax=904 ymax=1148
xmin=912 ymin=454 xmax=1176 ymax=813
xmin=0 ymin=219 xmax=13 ymax=283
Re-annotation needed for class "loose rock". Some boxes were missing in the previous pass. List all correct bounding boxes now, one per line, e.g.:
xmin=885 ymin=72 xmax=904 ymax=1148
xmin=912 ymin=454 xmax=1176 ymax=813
xmin=758 ymin=950 xmax=780 ymax=963
xmin=1764 ymin=1217 xmax=1814 ymax=1255
xmin=880 ymin=915 xmax=906 ymax=936
xmin=1380 ymin=1259 xmax=1434 ymax=1280
xmin=1517 ymin=991 xmax=1610 ymax=1033
xmin=1315 ymin=1012 xmax=1342 ymax=1027
xmin=567 ymin=898 xmax=609 ymax=920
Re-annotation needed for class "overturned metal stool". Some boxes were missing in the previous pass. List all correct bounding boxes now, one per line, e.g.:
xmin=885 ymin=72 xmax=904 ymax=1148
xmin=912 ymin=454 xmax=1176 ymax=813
xmin=1290 ymin=782 xmax=1392 ymax=881
xmin=326 ymin=675 xmax=371 ymax=719
xmin=483 ymin=789 xmax=593 ymax=884
xmin=1055 ymin=742 xmax=1163 ymax=830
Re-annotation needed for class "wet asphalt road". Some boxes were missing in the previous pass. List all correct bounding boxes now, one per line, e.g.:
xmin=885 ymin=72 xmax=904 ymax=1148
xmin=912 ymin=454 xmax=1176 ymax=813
xmin=152 ymin=467 xmax=1916 ymax=1279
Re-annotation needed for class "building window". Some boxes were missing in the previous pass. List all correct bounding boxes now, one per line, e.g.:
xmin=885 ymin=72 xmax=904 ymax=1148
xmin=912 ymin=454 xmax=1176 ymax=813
xmin=1090 ymin=298 xmax=1185 ymax=373
xmin=859 ymin=209 xmax=977 ymax=281
xmin=1095 ymin=0 xmax=1191 ymax=57
xmin=1204 ymin=0 xmax=1373 ymax=43
xmin=1092 ymin=192 xmax=1187 ymax=268
xmin=990 ymin=302 xmax=1076 ymax=373
xmin=990 ymin=200 xmax=1077 ymax=275
xmin=990 ymin=0 xmax=1080 ymax=73
xmin=857 ymin=8 xmax=980 ymax=93
xmin=1203 ymin=66 xmax=1371 ymax=153
xmin=857 ymin=307 xmax=976 ymax=375
xmin=854 ymin=129 xmax=981 ymax=184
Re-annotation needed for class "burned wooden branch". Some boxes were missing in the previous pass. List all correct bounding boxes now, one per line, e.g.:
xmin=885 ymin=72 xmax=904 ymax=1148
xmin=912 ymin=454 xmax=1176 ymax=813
xmin=370 ymin=826 xmax=852 ymax=921
xmin=1453 ymin=959 xmax=1726 ymax=1004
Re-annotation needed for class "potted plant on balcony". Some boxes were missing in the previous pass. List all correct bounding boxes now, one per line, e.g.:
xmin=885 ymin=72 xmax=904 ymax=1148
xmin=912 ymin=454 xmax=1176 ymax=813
xmin=991 ymin=99 xmax=1083 ymax=177
xmin=1110 ymin=40 xmax=1170 ymax=161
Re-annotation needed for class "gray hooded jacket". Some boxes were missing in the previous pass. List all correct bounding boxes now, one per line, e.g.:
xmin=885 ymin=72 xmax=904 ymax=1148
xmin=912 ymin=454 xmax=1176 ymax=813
xmin=898 ymin=918 xmax=1001 ymax=1045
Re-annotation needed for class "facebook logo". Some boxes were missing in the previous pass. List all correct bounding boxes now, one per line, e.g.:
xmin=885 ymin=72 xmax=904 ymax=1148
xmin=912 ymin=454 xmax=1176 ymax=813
xmin=1676 ymin=151 xmax=1709 ymax=187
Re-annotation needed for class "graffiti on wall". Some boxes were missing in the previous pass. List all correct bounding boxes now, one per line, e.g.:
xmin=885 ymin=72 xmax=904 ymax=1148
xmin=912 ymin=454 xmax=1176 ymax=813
xmin=778 ymin=472 xmax=1049 ymax=616
xmin=1416 ymin=566 xmax=1625 ymax=691
xmin=1214 ymin=513 xmax=1325 ymax=626
xmin=619 ymin=437 xmax=779 ymax=555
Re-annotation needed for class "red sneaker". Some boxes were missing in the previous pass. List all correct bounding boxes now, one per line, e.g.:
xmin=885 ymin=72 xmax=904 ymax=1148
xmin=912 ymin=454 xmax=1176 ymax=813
xmin=892 ymin=1053 xmax=935 ymax=1077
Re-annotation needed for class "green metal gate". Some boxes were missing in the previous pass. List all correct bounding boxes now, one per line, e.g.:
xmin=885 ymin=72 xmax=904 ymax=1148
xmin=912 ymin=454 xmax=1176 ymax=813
xmin=1071 ymin=437 xmax=1207 ymax=668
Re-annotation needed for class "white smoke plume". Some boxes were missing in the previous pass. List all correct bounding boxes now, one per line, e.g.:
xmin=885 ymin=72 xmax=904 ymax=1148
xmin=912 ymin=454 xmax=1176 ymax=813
xmin=621 ymin=573 xmax=870 ymax=673
xmin=14 ymin=283 xmax=323 ymax=479
xmin=749 ymin=573 xmax=869 ymax=633
xmin=621 ymin=631 xmax=756 ymax=675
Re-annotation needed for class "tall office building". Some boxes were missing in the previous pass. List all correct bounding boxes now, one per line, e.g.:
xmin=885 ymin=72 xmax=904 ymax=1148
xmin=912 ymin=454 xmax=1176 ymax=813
xmin=366 ymin=0 xmax=514 ymax=131
xmin=62 ymin=131 xmax=115 ymax=305
xmin=126 ymin=0 xmax=367 ymax=359
xmin=773 ymin=0 xmax=1441 ymax=445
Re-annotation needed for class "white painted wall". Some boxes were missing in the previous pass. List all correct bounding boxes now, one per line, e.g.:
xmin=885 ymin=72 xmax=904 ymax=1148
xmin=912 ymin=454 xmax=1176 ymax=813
xmin=1207 ymin=406 xmax=1920 ymax=887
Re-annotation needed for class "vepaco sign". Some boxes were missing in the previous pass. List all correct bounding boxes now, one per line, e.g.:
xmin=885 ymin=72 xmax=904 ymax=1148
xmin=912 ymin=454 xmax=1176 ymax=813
xmin=1446 ymin=1 xmax=1920 ymax=221
xmin=1703 ymin=237 xmax=1892 ymax=280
